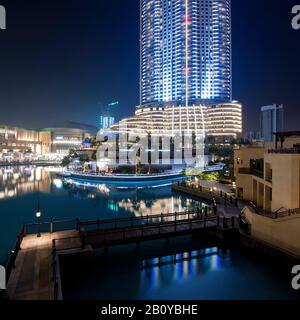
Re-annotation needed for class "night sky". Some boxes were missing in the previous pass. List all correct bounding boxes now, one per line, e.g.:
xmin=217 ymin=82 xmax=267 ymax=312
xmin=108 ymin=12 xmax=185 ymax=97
xmin=0 ymin=0 xmax=299 ymax=132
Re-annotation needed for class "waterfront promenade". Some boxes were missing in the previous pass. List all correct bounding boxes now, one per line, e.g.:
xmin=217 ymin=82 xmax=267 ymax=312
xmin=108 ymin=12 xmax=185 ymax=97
xmin=6 ymin=230 xmax=90 ymax=300
xmin=172 ymin=181 xmax=244 ymax=218
xmin=6 ymin=212 xmax=238 ymax=300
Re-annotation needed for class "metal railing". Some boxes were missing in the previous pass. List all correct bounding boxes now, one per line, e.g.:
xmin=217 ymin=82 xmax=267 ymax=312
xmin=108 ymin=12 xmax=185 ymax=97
xmin=249 ymin=202 xmax=300 ymax=219
xmin=268 ymin=148 xmax=300 ymax=154
xmin=238 ymin=168 xmax=264 ymax=179
xmin=5 ymin=225 xmax=26 ymax=285
xmin=78 ymin=210 xmax=215 ymax=232
xmin=23 ymin=219 xmax=79 ymax=236
xmin=174 ymin=181 xmax=239 ymax=207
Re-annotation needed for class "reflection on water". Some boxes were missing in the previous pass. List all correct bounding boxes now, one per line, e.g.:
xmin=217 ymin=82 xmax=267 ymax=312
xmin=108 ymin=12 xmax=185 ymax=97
xmin=0 ymin=166 xmax=205 ymax=262
xmin=61 ymin=241 xmax=300 ymax=300
xmin=0 ymin=166 xmax=61 ymax=200
xmin=140 ymin=247 xmax=222 ymax=291
xmin=61 ymin=177 xmax=208 ymax=218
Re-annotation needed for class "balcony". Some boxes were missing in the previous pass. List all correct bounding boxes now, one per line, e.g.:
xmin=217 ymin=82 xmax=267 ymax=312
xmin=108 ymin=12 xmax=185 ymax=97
xmin=238 ymin=168 xmax=264 ymax=179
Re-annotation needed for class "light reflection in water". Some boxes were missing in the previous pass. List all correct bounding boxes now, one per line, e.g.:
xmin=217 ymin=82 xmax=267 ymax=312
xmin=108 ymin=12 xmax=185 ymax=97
xmin=140 ymin=247 xmax=224 ymax=293
xmin=0 ymin=166 xmax=61 ymax=200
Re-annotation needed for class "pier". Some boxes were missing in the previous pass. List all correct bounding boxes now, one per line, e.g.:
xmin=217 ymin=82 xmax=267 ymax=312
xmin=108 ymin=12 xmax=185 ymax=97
xmin=6 ymin=212 xmax=239 ymax=300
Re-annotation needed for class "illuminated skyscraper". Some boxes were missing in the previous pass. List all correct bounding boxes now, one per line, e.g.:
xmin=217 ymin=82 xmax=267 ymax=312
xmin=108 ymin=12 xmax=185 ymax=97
xmin=140 ymin=0 xmax=232 ymax=107
xmin=99 ymin=101 xmax=119 ymax=130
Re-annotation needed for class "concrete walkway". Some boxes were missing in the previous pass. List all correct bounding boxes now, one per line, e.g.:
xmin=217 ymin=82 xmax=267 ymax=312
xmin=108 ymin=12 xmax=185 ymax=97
xmin=7 ymin=230 xmax=81 ymax=300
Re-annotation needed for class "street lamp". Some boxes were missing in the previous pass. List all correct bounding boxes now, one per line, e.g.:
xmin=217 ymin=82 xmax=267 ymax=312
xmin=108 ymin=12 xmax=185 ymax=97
xmin=36 ymin=201 xmax=41 ymax=238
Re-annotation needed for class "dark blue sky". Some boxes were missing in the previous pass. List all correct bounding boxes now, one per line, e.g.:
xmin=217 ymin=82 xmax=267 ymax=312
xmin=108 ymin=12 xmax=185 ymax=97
xmin=0 ymin=0 xmax=299 ymax=132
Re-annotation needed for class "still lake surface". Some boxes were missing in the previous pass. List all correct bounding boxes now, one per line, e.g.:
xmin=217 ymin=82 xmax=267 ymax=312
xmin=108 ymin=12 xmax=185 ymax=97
xmin=0 ymin=166 xmax=299 ymax=300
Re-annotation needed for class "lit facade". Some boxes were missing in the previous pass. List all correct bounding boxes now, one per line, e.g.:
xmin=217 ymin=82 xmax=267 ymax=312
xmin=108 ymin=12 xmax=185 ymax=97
xmin=141 ymin=0 xmax=232 ymax=106
xmin=0 ymin=125 xmax=51 ymax=156
xmin=113 ymin=102 xmax=242 ymax=138
xmin=234 ymin=137 xmax=300 ymax=211
xmin=99 ymin=116 xmax=115 ymax=130
xmin=0 ymin=124 xmax=94 ymax=159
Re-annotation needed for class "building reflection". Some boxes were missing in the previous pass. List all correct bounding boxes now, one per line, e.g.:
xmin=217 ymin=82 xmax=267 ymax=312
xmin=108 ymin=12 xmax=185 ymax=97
xmin=62 ymin=178 xmax=209 ymax=217
xmin=0 ymin=166 xmax=56 ymax=199
xmin=117 ymin=197 xmax=208 ymax=218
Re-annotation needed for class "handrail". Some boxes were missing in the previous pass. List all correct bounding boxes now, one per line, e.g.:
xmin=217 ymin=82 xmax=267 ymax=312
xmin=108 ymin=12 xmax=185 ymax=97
xmin=174 ymin=181 xmax=239 ymax=207
xmin=79 ymin=210 xmax=207 ymax=228
xmin=249 ymin=202 xmax=300 ymax=219
xmin=5 ymin=225 xmax=26 ymax=285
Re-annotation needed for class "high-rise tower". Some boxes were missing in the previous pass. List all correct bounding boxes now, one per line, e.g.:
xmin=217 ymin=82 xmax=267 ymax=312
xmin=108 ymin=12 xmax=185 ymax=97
xmin=140 ymin=0 xmax=232 ymax=107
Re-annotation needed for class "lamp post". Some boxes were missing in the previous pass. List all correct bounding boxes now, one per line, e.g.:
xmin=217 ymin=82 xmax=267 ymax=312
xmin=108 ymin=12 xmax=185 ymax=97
xmin=36 ymin=200 xmax=41 ymax=238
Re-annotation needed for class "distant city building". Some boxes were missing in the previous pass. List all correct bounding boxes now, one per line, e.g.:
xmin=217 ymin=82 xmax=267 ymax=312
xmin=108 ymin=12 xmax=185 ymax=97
xmin=244 ymin=131 xmax=261 ymax=142
xmin=40 ymin=127 xmax=92 ymax=155
xmin=0 ymin=125 xmax=50 ymax=156
xmin=141 ymin=0 xmax=232 ymax=107
xmin=260 ymin=104 xmax=284 ymax=142
xmin=0 ymin=122 xmax=96 ymax=160
xmin=99 ymin=101 xmax=119 ymax=130
xmin=99 ymin=115 xmax=115 ymax=130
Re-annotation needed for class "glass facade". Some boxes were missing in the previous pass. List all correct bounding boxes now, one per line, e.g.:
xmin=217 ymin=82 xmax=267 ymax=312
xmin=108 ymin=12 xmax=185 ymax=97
xmin=141 ymin=0 xmax=232 ymax=106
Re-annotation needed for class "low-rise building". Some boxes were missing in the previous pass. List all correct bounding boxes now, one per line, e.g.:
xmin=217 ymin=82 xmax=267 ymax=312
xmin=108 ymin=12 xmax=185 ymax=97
xmin=235 ymin=131 xmax=300 ymax=257
xmin=0 ymin=122 xmax=97 ymax=161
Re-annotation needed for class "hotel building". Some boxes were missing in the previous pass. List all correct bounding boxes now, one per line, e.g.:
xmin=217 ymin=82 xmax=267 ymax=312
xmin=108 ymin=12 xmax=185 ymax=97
xmin=112 ymin=101 xmax=242 ymax=139
xmin=110 ymin=0 xmax=240 ymax=139
xmin=141 ymin=0 xmax=232 ymax=107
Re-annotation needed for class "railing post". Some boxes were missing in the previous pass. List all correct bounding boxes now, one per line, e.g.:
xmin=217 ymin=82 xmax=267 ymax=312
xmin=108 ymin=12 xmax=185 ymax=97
xmin=81 ymin=235 xmax=86 ymax=249
xmin=231 ymin=216 xmax=235 ymax=228
xmin=175 ymin=212 xmax=177 ymax=232
xmin=223 ymin=217 xmax=227 ymax=229
xmin=50 ymin=220 xmax=53 ymax=234
xmin=217 ymin=216 xmax=220 ymax=227
xmin=76 ymin=219 xmax=80 ymax=231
